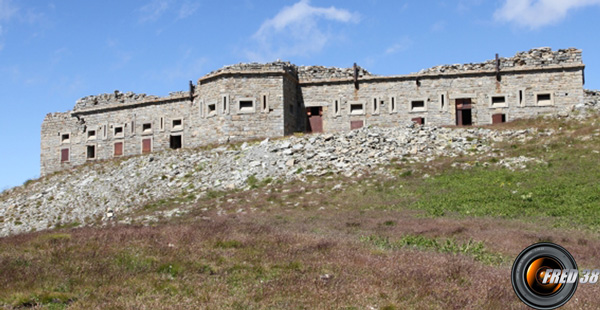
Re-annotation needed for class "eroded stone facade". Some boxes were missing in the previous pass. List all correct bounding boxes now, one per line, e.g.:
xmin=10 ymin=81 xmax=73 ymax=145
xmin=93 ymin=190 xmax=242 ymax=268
xmin=41 ymin=47 xmax=586 ymax=175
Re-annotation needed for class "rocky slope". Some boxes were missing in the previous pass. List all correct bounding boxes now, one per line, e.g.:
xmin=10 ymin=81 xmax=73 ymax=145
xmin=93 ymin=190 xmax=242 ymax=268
xmin=0 ymin=123 xmax=551 ymax=237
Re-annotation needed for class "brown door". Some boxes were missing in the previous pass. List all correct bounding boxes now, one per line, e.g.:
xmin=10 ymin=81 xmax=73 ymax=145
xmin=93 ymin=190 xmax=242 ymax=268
xmin=114 ymin=142 xmax=123 ymax=156
xmin=411 ymin=117 xmax=424 ymax=125
xmin=307 ymin=107 xmax=323 ymax=133
xmin=492 ymin=113 xmax=506 ymax=124
xmin=142 ymin=138 xmax=152 ymax=154
xmin=456 ymin=98 xmax=472 ymax=126
xmin=350 ymin=120 xmax=364 ymax=130
xmin=61 ymin=148 xmax=69 ymax=162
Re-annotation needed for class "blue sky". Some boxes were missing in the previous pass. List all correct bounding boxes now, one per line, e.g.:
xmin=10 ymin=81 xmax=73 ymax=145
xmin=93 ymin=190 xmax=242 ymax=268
xmin=1 ymin=0 xmax=600 ymax=190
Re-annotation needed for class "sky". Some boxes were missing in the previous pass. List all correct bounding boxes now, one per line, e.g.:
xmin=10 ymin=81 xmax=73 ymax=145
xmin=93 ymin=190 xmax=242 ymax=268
xmin=1 ymin=0 xmax=600 ymax=190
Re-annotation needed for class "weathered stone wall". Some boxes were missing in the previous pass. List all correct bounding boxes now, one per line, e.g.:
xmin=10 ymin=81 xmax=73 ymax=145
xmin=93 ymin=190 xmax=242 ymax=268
xmin=283 ymin=74 xmax=300 ymax=134
xmin=297 ymin=65 xmax=371 ymax=82
xmin=40 ymin=47 xmax=586 ymax=175
xmin=40 ymin=112 xmax=81 ymax=175
xmin=204 ymin=61 xmax=297 ymax=79
xmin=196 ymin=74 xmax=287 ymax=140
xmin=41 ymin=72 xmax=291 ymax=175
xmin=300 ymin=67 xmax=583 ymax=131
xmin=417 ymin=47 xmax=582 ymax=75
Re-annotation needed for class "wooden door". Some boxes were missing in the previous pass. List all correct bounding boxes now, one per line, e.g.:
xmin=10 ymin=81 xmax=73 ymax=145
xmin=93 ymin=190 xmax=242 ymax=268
xmin=350 ymin=120 xmax=364 ymax=130
xmin=411 ymin=117 xmax=424 ymax=125
xmin=114 ymin=142 xmax=123 ymax=156
xmin=142 ymin=138 xmax=152 ymax=154
xmin=307 ymin=107 xmax=323 ymax=133
xmin=492 ymin=113 xmax=506 ymax=124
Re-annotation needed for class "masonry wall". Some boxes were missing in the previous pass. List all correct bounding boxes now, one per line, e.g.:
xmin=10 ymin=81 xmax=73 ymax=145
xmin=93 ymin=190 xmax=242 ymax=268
xmin=299 ymin=67 xmax=583 ymax=131
xmin=41 ymin=73 xmax=289 ymax=176
xmin=40 ymin=112 xmax=81 ymax=175
xmin=282 ymin=74 xmax=300 ymax=134
xmin=41 ymin=48 xmax=586 ymax=176
xmin=196 ymin=74 xmax=287 ymax=142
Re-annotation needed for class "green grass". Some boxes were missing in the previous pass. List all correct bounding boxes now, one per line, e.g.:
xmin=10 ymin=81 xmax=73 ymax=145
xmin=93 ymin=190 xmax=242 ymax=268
xmin=407 ymin=153 xmax=600 ymax=228
xmin=359 ymin=234 xmax=506 ymax=266
xmin=1 ymin=116 xmax=600 ymax=309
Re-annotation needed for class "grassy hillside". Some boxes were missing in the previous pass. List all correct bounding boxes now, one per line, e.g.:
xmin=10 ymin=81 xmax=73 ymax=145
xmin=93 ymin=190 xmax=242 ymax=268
xmin=2 ymin=116 xmax=600 ymax=309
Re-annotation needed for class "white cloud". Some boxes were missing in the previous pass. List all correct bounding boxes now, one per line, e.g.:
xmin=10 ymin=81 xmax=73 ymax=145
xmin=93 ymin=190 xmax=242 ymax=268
xmin=138 ymin=0 xmax=170 ymax=23
xmin=0 ymin=0 xmax=18 ymax=51
xmin=0 ymin=0 xmax=18 ymax=22
xmin=494 ymin=0 xmax=600 ymax=29
xmin=137 ymin=0 xmax=199 ymax=23
xmin=385 ymin=37 xmax=412 ymax=55
xmin=430 ymin=20 xmax=446 ymax=32
xmin=246 ymin=0 xmax=359 ymax=61
xmin=177 ymin=1 xmax=200 ymax=20
xmin=457 ymin=0 xmax=483 ymax=13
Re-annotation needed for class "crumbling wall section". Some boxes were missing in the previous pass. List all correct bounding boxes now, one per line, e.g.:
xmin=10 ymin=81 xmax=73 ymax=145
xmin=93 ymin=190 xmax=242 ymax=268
xmin=417 ymin=47 xmax=582 ymax=75
xmin=40 ymin=112 xmax=82 ymax=175
xmin=297 ymin=65 xmax=372 ymax=82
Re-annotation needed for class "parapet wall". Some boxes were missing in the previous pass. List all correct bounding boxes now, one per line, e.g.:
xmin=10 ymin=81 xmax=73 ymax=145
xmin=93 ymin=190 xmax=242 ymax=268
xmin=297 ymin=65 xmax=372 ymax=82
xmin=201 ymin=61 xmax=298 ymax=81
xmin=74 ymin=90 xmax=190 ymax=112
xmin=417 ymin=47 xmax=582 ymax=75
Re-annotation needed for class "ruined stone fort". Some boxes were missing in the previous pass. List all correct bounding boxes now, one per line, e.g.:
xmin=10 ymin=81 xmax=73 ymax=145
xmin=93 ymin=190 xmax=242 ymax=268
xmin=41 ymin=47 xmax=586 ymax=175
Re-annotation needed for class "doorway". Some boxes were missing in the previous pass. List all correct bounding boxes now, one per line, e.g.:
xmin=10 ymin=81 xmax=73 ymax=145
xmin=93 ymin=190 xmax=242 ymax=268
xmin=170 ymin=135 xmax=182 ymax=149
xmin=350 ymin=120 xmax=364 ymax=130
xmin=307 ymin=106 xmax=323 ymax=133
xmin=455 ymin=98 xmax=472 ymax=126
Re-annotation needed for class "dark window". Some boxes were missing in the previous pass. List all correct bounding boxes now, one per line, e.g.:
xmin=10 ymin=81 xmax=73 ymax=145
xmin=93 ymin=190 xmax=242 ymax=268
xmin=170 ymin=135 xmax=182 ymax=149
xmin=172 ymin=119 xmax=182 ymax=131
xmin=87 ymin=130 xmax=96 ymax=139
xmin=411 ymin=100 xmax=425 ymax=110
xmin=114 ymin=126 xmax=124 ymax=137
xmin=239 ymin=100 xmax=254 ymax=111
xmin=223 ymin=96 xmax=228 ymax=112
xmin=208 ymin=103 xmax=216 ymax=114
xmin=519 ymin=90 xmax=523 ymax=105
xmin=263 ymin=95 xmax=267 ymax=111
xmin=114 ymin=142 xmax=123 ymax=156
xmin=441 ymin=94 xmax=445 ymax=108
xmin=537 ymin=93 xmax=552 ymax=105
xmin=61 ymin=133 xmax=70 ymax=143
xmin=350 ymin=103 xmax=363 ymax=114
xmin=142 ymin=123 xmax=152 ymax=132
xmin=491 ymin=96 xmax=506 ymax=105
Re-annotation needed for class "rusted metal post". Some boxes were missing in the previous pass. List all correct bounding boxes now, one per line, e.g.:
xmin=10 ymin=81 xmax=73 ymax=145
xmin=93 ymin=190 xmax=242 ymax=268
xmin=189 ymin=80 xmax=195 ymax=101
xmin=353 ymin=63 xmax=359 ymax=90
xmin=495 ymin=53 xmax=501 ymax=81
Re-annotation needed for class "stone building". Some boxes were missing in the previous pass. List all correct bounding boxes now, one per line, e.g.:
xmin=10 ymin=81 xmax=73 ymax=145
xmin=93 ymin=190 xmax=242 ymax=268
xmin=40 ymin=47 xmax=586 ymax=175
